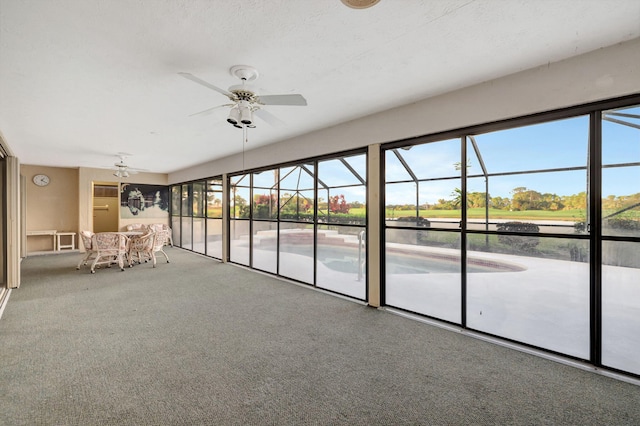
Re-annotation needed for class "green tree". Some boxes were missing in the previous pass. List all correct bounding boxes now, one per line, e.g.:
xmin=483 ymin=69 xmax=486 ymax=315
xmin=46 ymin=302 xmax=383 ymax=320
xmin=467 ymin=191 xmax=487 ymax=208
xmin=511 ymin=187 xmax=543 ymax=211
xmin=233 ymin=194 xmax=249 ymax=218
xmin=491 ymin=196 xmax=511 ymax=210
xmin=450 ymin=188 xmax=462 ymax=209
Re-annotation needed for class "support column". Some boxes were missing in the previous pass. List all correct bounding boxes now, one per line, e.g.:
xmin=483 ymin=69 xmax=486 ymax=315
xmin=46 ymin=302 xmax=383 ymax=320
xmin=367 ymin=144 xmax=381 ymax=307
xmin=222 ymin=173 xmax=229 ymax=263
xmin=6 ymin=157 xmax=21 ymax=288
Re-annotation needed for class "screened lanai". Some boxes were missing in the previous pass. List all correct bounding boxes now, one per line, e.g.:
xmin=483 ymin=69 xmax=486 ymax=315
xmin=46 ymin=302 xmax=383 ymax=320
xmin=170 ymin=98 xmax=640 ymax=379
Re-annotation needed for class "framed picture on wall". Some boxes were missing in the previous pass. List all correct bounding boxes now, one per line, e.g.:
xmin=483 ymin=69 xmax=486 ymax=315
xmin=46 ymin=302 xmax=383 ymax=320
xmin=120 ymin=184 xmax=169 ymax=218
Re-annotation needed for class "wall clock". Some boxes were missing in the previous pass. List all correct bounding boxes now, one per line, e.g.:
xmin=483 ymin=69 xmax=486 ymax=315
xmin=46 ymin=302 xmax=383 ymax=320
xmin=33 ymin=174 xmax=50 ymax=186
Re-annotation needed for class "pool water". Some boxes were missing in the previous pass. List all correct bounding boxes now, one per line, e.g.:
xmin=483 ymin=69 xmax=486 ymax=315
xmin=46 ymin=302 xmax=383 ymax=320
xmin=275 ymin=244 xmax=521 ymax=275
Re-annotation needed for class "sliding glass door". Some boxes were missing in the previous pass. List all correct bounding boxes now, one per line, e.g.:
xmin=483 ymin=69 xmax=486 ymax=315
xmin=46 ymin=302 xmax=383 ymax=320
xmin=600 ymin=104 xmax=640 ymax=375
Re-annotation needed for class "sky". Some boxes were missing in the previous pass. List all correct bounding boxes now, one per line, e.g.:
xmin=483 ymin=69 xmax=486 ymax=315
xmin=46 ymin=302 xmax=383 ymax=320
xmin=385 ymin=106 xmax=639 ymax=206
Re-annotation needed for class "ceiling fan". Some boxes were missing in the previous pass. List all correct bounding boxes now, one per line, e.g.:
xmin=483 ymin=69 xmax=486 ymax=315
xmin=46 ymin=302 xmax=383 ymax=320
xmin=111 ymin=153 xmax=145 ymax=178
xmin=179 ymin=65 xmax=307 ymax=129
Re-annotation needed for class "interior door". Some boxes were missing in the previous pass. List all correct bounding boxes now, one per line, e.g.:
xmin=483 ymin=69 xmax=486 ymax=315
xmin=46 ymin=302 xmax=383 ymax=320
xmin=93 ymin=183 xmax=119 ymax=232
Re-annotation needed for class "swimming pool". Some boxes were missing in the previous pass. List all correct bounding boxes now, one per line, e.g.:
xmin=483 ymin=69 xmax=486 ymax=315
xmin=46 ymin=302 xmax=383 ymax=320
xmin=275 ymin=244 xmax=526 ymax=275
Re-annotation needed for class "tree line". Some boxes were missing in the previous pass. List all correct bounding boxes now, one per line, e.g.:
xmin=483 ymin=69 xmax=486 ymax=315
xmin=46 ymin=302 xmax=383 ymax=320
xmin=388 ymin=187 xmax=640 ymax=212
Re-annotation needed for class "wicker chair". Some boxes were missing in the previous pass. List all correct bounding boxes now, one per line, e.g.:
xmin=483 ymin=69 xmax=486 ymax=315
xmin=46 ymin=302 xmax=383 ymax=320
xmin=90 ymin=232 xmax=128 ymax=273
xmin=128 ymin=231 xmax=155 ymax=266
xmin=149 ymin=223 xmax=173 ymax=246
xmin=150 ymin=229 xmax=170 ymax=267
xmin=76 ymin=230 xmax=97 ymax=270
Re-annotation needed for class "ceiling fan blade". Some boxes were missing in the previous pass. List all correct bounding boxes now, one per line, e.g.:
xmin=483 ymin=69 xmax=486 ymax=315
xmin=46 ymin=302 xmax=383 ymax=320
xmin=254 ymin=108 xmax=285 ymax=127
xmin=257 ymin=94 xmax=307 ymax=106
xmin=178 ymin=72 xmax=234 ymax=98
xmin=188 ymin=104 xmax=231 ymax=117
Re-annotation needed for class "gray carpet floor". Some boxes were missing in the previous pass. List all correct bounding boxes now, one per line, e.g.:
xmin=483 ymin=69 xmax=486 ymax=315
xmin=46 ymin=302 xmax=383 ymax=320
xmin=1 ymin=248 xmax=639 ymax=425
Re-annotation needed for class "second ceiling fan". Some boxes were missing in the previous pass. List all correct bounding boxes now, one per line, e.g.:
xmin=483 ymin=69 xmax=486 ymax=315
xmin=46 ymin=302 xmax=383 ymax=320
xmin=179 ymin=65 xmax=307 ymax=129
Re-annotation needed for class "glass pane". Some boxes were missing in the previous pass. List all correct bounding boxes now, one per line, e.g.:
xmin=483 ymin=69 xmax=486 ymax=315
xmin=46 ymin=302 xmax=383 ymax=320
xmin=386 ymin=139 xmax=461 ymax=230
xmin=279 ymin=222 xmax=314 ymax=284
xmin=206 ymin=179 xmax=223 ymax=219
xmin=280 ymin=165 xmax=314 ymax=191
xmin=471 ymin=116 xmax=589 ymax=173
xmin=602 ymin=106 xmax=640 ymax=236
xmin=602 ymin=105 xmax=640 ymax=165
xmin=230 ymin=186 xmax=250 ymax=219
xmin=230 ymin=174 xmax=248 ymax=186
xmin=318 ymin=156 xmax=365 ymax=187
xmin=280 ymin=165 xmax=314 ymax=222
xmin=469 ymin=230 xmax=589 ymax=262
xmin=467 ymin=171 xmax=587 ymax=235
xmin=385 ymin=149 xmax=414 ymax=182
xmin=393 ymin=139 xmax=461 ymax=180
xmin=192 ymin=182 xmax=205 ymax=217
xmin=206 ymin=218 xmax=223 ymax=259
xmin=317 ymin=187 xmax=329 ymax=223
xmin=229 ymin=219 xmax=250 ymax=266
xmin=466 ymin=234 xmax=590 ymax=358
xmin=385 ymin=229 xmax=461 ymax=323
xmin=171 ymin=216 xmax=180 ymax=247
xmin=171 ymin=186 xmax=181 ymax=216
xmin=253 ymin=169 xmax=278 ymax=188
xmin=192 ymin=217 xmax=205 ymax=254
xmin=602 ymin=241 xmax=640 ymax=375
xmin=602 ymin=166 xmax=640 ymax=237
xmin=252 ymin=172 xmax=278 ymax=220
xmin=280 ymin=189 xmax=314 ymax=222
xmin=318 ymin=154 xmax=366 ymax=225
xmin=181 ymin=184 xmax=192 ymax=217
xmin=317 ymin=225 xmax=366 ymax=299
xmin=252 ymin=221 xmax=277 ymax=274
xmin=468 ymin=117 xmax=589 ymax=236
xmin=181 ymin=217 xmax=192 ymax=250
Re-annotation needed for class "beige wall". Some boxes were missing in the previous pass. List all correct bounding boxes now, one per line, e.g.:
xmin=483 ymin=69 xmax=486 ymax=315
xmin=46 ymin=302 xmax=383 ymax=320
xmin=20 ymin=165 xmax=168 ymax=253
xmin=77 ymin=167 xmax=168 ymax=237
xmin=22 ymin=165 xmax=79 ymax=253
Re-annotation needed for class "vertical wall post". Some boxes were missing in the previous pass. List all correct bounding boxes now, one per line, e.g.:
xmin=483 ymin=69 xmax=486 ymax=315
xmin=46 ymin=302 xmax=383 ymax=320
xmin=590 ymin=112 xmax=603 ymax=366
xmin=222 ymin=173 xmax=229 ymax=263
xmin=367 ymin=144 xmax=381 ymax=307
xmin=6 ymin=157 xmax=21 ymax=288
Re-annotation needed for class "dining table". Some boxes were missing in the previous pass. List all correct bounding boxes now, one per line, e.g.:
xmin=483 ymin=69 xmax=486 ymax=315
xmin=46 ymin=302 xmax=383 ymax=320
xmin=118 ymin=231 xmax=144 ymax=237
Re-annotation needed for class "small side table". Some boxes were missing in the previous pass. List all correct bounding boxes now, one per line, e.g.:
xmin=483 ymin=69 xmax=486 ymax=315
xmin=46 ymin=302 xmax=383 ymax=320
xmin=56 ymin=232 xmax=76 ymax=251
xmin=26 ymin=230 xmax=57 ymax=252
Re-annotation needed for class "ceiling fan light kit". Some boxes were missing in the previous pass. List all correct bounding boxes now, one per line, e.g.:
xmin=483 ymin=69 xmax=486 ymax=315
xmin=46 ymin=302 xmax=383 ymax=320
xmin=227 ymin=107 xmax=241 ymax=126
xmin=238 ymin=100 xmax=253 ymax=125
xmin=110 ymin=153 xmax=144 ymax=178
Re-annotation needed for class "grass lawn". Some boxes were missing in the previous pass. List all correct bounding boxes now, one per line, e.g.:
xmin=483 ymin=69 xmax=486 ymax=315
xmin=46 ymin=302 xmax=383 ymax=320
xmin=385 ymin=207 xmax=586 ymax=221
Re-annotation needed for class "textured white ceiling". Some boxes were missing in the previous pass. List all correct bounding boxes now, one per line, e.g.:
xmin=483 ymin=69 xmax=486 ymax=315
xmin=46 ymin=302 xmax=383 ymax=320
xmin=1 ymin=0 xmax=639 ymax=173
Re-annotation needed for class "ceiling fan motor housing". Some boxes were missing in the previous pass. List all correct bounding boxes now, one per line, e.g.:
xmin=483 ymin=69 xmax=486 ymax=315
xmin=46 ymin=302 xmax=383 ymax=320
xmin=229 ymin=88 xmax=257 ymax=103
xmin=229 ymin=65 xmax=259 ymax=82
